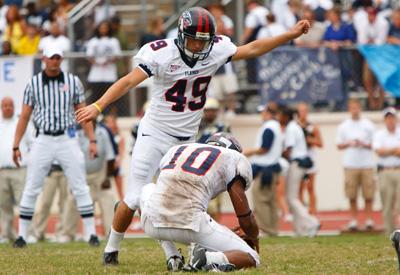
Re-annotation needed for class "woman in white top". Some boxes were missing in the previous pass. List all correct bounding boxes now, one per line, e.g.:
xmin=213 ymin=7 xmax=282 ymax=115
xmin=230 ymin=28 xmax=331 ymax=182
xmin=86 ymin=21 xmax=121 ymax=114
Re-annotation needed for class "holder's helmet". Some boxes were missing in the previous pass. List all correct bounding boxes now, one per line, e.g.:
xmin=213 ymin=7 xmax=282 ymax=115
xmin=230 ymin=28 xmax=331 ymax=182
xmin=177 ymin=7 xmax=216 ymax=61
xmin=206 ymin=132 xmax=243 ymax=153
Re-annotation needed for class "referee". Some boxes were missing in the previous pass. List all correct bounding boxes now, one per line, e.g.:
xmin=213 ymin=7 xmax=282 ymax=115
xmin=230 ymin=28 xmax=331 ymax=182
xmin=12 ymin=46 xmax=99 ymax=247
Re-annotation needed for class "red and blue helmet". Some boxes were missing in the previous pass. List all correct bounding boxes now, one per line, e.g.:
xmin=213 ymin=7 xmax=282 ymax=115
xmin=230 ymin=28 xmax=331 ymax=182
xmin=177 ymin=7 xmax=216 ymax=61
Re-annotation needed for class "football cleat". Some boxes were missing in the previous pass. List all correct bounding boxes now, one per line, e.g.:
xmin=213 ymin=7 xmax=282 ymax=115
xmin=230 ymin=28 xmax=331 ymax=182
xmin=167 ymin=255 xmax=185 ymax=272
xmin=103 ymin=251 xmax=119 ymax=265
xmin=88 ymin=235 xmax=100 ymax=247
xmin=390 ymin=230 xmax=400 ymax=271
xmin=13 ymin=236 xmax=27 ymax=248
xmin=187 ymin=244 xmax=207 ymax=271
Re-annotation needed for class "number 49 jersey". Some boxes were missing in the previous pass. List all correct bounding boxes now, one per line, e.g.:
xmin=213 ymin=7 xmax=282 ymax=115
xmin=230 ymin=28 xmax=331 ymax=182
xmin=142 ymin=143 xmax=252 ymax=232
xmin=133 ymin=36 xmax=237 ymax=137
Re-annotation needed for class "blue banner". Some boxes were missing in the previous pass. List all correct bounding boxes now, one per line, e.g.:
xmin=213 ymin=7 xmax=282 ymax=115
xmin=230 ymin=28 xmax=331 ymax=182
xmin=257 ymin=47 xmax=343 ymax=104
xmin=358 ymin=45 xmax=400 ymax=97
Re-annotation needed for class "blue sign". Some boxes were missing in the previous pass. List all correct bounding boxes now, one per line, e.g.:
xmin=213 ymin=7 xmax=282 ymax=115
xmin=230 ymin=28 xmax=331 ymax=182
xmin=358 ymin=45 xmax=400 ymax=97
xmin=257 ymin=47 xmax=343 ymax=104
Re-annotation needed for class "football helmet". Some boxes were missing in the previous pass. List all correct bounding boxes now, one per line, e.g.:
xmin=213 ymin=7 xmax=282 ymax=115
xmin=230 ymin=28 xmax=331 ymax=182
xmin=206 ymin=132 xmax=242 ymax=153
xmin=177 ymin=7 xmax=216 ymax=61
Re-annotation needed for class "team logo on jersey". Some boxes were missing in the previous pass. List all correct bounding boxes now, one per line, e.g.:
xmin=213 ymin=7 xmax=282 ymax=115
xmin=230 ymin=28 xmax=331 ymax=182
xmin=169 ymin=64 xmax=181 ymax=72
xmin=180 ymin=11 xmax=192 ymax=30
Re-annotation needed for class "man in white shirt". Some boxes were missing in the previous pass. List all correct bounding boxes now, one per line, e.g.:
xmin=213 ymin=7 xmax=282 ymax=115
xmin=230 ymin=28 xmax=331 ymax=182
xmin=355 ymin=7 xmax=389 ymax=110
xmin=244 ymin=102 xmax=282 ymax=236
xmin=373 ymin=107 xmax=400 ymax=234
xmin=241 ymin=0 xmax=269 ymax=84
xmin=241 ymin=0 xmax=269 ymax=44
xmin=0 ymin=97 xmax=30 ymax=243
xmin=38 ymin=21 xmax=71 ymax=71
xmin=280 ymin=106 xmax=320 ymax=237
xmin=336 ymin=99 xmax=376 ymax=230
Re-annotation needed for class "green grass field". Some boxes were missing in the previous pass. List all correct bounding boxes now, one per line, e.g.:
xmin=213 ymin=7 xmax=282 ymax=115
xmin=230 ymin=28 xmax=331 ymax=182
xmin=0 ymin=234 xmax=397 ymax=274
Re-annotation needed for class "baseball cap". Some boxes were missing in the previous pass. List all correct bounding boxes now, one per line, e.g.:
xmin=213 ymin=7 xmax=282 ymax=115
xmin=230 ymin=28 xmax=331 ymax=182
xmin=204 ymin=98 xmax=219 ymax=109
xmin=43 ymin=46 xmax=64 ymax=58
xmin=383 ymin=107 xmax=397 ymax=117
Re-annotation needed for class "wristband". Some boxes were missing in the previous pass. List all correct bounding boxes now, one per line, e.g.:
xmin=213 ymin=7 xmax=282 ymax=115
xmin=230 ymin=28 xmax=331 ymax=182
xmin=92 ymin=102 xmax=102 ymax=113
xmin=237 ymin=210 xmax=252 ymax=218
xmin=12 ymin=147 xmax=19 ymax=151
xmin=90 ymin=140 xmax=97 ymax=144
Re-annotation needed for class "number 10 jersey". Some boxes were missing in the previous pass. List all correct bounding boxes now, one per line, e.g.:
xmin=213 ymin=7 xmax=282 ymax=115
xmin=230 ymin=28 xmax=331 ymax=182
xmin=142 ymin=143 xmax=252 ymax=232
xmin=133 ymin=36 xmax=237 ymax=137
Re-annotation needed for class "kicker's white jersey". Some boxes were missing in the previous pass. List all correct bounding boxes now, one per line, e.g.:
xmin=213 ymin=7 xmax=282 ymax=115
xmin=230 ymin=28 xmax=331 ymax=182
xmin=142 ymin=143 xmax=252 ymax=232
xmin=133 ymin=36 xmax=237 ymax=136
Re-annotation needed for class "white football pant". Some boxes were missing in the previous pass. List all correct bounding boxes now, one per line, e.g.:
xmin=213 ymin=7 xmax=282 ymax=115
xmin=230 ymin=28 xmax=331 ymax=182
xmin=123 ymin=119 xmax=195 ymax=210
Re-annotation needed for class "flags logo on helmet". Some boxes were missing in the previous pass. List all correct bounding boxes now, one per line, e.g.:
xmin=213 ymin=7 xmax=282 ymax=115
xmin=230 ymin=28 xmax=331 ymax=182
xmin=181 ymin=11 xmax=192 ymax=29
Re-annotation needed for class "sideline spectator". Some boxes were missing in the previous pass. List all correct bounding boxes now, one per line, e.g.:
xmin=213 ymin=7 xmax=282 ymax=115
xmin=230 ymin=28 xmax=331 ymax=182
xmin=323 ymin=7 xmax=357 ymax=110
xmin=297 ymin=102 xmax=323 ymax=215
xmin=0 ymin=1 xmax=8 ymax=35
xmin=1 ymin=40 xmax=12 ymax=55
xmin=2 ymin=4 xmax=26 ymax=53
xmin=103 ymin=114 xmax=125 ymax=201
xmin=208 ymin=4 xmax=239 ymax=117
xmin=139 ymin=15 xmax=165 ymax=47
xmin=0 ymin=97 xmax=30 ymax=243
xmin=357 ymin=7 xmax=389 ymax=110
xmin=373 ymin=107 xmax=400 ymax=235
xmin=241 ymin=0 xmax=269 ymax=44
xmin=323 ymin=7 xmax=356 ymax=50
xmin=280 ymin=105 xmax=320 ymax=237
xmin=387 ymin=9 xmax=400 ymax=45
xmin=271 ymin=0 xmax=298 ymax=31
xmin=110 ymin=16 xmax=130 ymax=80
xmin=295 ymin=8 xmax=325 ymax=48
xmin=94 ymin=0 xmax=116 ymax=26
xmin=86 ymin=21 xmax=121 ymax=114
xmin=38 ymin=20 xmax=71 ymax=71
xmin=336 ymin=99 xmax=376 ymax=231
xmin=303 ymin=0 xmax=334 ymax=22
xmin=277 ymin=157 xmax=292 ymax=222
xmin=244 ymin=102 xmax=282 ymax=236
xmin=110 ymin=16 xmax=128 ymax=51
xmin=24 ymin=1 xmax=47 ymax=28
xmin=53 ymin=0 xmax=74 ymax=32
xmin=257 ymin=13 xmax=286 ymax=39
xmin=242 ymin=0 xmax=269 ymax=84
xmin=196 ymin=98 xmax=230 ymax=143
xmin=15 ymin=23 xmax=40 ymax=55
xmin=196 ymin=98 xmax=231 ymax=222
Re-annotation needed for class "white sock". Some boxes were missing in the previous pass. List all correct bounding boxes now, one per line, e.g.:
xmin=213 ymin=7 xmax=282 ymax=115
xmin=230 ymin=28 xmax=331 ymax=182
xmin=205 ymin=251 xmax=229 ymax=265
xmin=82 ymin=217 xmax=96 ymax=240
xmin=104 ymin=227 xmax=124 ymax=253
xmin=18 ymin=218 xmax=31 ymax=240
xmin=160 ymin=240 xmax=180 ymax=260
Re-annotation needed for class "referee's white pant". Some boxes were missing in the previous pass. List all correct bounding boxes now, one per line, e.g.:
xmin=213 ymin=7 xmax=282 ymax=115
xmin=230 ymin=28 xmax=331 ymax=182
xmin=123 ymin=119 xmax=195 ymax=210
xmin=19 ymin=134 xmax=93 ymax=224
xmin=140 ymin=186 xmax=260 ymax=266
xmin=286 ymin=161 xmax=319 ymax=236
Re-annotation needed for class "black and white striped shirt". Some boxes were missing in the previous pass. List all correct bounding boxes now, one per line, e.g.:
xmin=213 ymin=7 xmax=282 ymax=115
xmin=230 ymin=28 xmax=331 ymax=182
xmin=23 ymin=71 xmax=85 ymax=132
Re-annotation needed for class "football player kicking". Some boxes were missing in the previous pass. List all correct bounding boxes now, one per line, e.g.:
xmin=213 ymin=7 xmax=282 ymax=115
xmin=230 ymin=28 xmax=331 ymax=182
xmin=76 ymin=6 xmax=310 ymax=270
xmin=140 ymin=133 xmax=259 ymax=272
